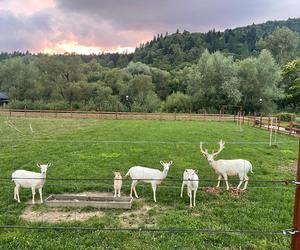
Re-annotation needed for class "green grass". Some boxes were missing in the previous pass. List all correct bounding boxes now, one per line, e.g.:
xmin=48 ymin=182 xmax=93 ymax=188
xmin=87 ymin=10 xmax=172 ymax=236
xmin=0 ymin=117 xmax=298 ymax=249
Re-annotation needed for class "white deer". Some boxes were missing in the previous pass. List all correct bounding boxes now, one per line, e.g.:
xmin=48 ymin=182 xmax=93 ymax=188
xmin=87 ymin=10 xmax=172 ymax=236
xmin=125 ymin=161 xmax=173 ymax=202
xmin=12 ymin=163 xmax=51 ymax=204
xmin=180 ymin=169 xmax=199 ymax=207
xmin=200 ymin=140 xmax=253 ymax=190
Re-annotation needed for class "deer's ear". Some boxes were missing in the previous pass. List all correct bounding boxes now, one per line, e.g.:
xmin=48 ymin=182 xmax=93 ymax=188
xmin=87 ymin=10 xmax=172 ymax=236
xmin=48 ymin=163 xmax=51 ymax=168
xmin=169 ymin=161 xmax=173 ymax=165
xmin=37 ymin=163 xmax=41 ymax=168
xmin=160 ymin=161 xmax=164 ymax=165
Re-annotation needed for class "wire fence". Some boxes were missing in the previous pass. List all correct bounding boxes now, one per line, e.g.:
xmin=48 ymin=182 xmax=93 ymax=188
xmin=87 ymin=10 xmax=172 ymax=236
xmin=0 ymin=115 xmax=298 ymax=244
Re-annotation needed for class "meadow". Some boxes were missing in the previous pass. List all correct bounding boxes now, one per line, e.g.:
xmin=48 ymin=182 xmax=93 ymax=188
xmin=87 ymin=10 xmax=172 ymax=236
xmin=0 ymin=116 xmax=298 ymax=249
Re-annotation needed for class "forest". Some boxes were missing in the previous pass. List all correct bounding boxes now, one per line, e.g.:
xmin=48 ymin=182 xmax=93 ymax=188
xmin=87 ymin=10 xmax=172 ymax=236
xmin=0 ymin=18 xmax=300 ymax=114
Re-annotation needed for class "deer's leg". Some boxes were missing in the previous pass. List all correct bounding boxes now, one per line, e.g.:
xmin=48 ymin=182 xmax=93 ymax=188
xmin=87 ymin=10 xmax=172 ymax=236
xmin=38 ymin=188 xmax=43 ymax=203
xmin=243 ymin=175 xmax=249 ymax=190
xmin=193 ymin=189 xmax=197 ymax=207
xmin=189 ymin=189 xmax=192 ymax=207
xmin=16 ymin=185 xmax=20 ymax=203
xmin=31 ymin=187 xmax=36 ymax=204
xmin=237 ymin=174 xmax=244 ymax=189
xmin=216 ymin=175 xmax=222 ymax=188
xmin=180 ymin=182 xmax=185 ymax=198
xmin=132 ymin=181 xmax=139 ymax=199
xmin=130 ymin=180 xmax=137 ymax=198
xmin=118 ymin=188 xmax=121 ymax=197
xmin=114 ymin=187 xmax=117 ymax=197
xmin=223 ymin=174 xmax=229 ymax=190
xmin=14 ymin=185 xmax=17 ymax=200
xmin=152 ymin=184 xmax=157 ymax=203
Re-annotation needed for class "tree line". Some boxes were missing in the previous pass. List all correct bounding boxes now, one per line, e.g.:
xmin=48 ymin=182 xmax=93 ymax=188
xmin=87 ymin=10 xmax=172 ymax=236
xmin=0 ymin=21 xmax=300 ymax=114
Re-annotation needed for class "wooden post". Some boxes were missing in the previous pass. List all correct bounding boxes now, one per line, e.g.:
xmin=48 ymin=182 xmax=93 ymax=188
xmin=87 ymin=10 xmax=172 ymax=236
xmin=277 ymin=115 xmax=281 ymax=132
xmin=268 ymin=116 xmax=271 ymax=131
xmin=290 ymin=115 xmax=295 ymax=135
xmin=174 ymin=109 xmax=177 ymax=121
xmin=219 ymin=109 xmax=221 ymax=121
xmin=253 ymin=112 xmax=256 ymax=127
xmin=260 ymin=114 xmax=262 ymax=128
xmin=243 ymin=111 xmax=245 ymax=124
xmin=234 ymin=111 xmax=236 ymax=123
xmin=24 ymin=105 xmax=27 ymax=117
xmin=292 ymin=139 xmax=300 ymax=250
xmin=248 ymin=112 xmax=250 ymax=125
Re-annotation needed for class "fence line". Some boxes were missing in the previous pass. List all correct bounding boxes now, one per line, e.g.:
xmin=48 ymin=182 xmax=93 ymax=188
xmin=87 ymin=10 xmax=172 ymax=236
xmin=1 ymin=108 xmax=299 ymax=136
xmin=0 ymin=225 xmax=294 ymax=235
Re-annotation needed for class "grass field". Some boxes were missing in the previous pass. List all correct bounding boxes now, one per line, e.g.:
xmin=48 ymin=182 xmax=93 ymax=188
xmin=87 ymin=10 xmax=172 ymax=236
xmin=0 ymin=116 xmax=298 ymax=249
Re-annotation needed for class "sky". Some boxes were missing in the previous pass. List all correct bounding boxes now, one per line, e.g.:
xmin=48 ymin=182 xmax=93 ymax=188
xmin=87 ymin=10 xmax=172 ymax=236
xmin=0 ymin=0 xmax=299 ymax=54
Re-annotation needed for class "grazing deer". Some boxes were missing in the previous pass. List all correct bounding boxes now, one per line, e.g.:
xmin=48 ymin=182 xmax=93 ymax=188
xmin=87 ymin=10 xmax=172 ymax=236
xmin=200 ymin=140 xmax=253 ymax=190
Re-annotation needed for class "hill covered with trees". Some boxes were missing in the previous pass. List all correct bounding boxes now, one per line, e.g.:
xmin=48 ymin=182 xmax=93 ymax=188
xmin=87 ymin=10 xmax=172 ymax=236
xmin=0 ymin=18 xmax=299 ymax=113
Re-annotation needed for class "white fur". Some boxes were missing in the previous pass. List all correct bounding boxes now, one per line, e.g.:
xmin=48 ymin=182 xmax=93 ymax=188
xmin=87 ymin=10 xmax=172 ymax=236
xmin=12 ymin=163 xmax=50 ymax=204
xmin=113 ymin=172 xmax=122 ymax=197
xmin=180 ymin=169 xmax=199 ymax=207
xmin=125 ymin=161 xmax=173 ymax=202
xmin=200 ymin=140 xmax=253 ymax=190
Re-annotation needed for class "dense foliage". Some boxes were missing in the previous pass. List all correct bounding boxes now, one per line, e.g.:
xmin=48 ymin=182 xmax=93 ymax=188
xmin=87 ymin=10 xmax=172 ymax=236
xmin=0 ymin=18 xmax=300 ymax=113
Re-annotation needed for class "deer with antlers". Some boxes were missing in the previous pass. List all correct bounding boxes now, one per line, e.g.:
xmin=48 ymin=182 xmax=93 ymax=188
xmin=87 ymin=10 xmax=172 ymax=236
xmin=199 ymin=140 xmax=253 ymax=190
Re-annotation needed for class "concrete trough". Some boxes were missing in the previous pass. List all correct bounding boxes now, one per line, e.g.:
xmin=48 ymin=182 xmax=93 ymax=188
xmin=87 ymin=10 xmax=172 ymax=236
xmin=45 ymin=194 xmax=133 ymax=209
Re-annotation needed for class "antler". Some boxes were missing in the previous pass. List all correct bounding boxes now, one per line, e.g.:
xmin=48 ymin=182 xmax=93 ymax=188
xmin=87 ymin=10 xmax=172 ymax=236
xmin=212 ymin=140 xmax=225 ymax=157
xmin=199 ymin=142 xmax=209 ymax=156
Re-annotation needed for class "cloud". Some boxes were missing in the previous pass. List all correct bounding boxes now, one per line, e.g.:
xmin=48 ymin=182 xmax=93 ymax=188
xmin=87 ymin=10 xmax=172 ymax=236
xmin=0 ymin=0 xmax=300 ymax=53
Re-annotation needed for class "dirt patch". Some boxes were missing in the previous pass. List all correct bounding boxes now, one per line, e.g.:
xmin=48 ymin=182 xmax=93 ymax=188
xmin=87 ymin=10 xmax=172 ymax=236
xmin=229 ymin=187 xmax=246 ymax=198
xmin=204 ymin=187 xmax=222 ymax=195
xmin=21 ymin=193 xmax=167 ymax=226
xmin=21 ymin=206 xmax=105 ymax=223
xmin=118 ymin=201 xmax=167 ymax=228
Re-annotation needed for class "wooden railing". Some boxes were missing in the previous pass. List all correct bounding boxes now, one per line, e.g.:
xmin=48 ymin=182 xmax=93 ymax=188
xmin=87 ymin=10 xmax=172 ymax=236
xmin=0 ymin=109 xmax=299 ymax=136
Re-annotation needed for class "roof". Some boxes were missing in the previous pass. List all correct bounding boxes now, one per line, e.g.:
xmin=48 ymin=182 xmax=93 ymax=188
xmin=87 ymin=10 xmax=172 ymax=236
xmin=0 ymin=92 xmax=8 ymax=100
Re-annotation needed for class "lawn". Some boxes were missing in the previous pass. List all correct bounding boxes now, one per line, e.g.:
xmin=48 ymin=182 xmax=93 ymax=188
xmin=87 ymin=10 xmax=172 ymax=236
xmin=0 ymin=116 xmax=298 ymax=249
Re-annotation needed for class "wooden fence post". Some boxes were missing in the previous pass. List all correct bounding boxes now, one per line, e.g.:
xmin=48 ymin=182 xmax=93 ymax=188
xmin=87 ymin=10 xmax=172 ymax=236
xmin=260 ymin=114 xmax=262 ymax=128
xmin=292 ymin=139 xmax=300 ymax=250
xmin=253 ymin=112 xmax=256 ymax=127
xmin=277 ymin=115 xmax=281 ymax=132
xmin=268 ymin=116 xmax=271 ymax=131
xmin=248 ymin=112 xmax=250 ymax=125
xmin=24 ymin=106 xmax=27 ymax=118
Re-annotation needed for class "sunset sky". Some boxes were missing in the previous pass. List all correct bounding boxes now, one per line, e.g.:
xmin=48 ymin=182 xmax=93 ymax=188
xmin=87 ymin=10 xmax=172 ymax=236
xmin=0 ymin=0 xmax=299 ymax=54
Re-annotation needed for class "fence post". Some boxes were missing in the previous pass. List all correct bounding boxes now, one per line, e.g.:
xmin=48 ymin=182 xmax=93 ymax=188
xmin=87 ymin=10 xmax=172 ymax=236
xmin=174 ymin=109 xmax=177 ymax=121
xmin=234 ymin=111 xmax=236 ymax=123
xmin=268 ymin=116 xmax=271 ymax=131
xmin=292 ymin=139 xmax=300 ymax=250
xmin=243 ymin=111 xmax=245 ymax=124
xmin=253 ymin=112 xmax=256 ymax=127
xmin=248 ymin=112 xmax=250 ymax=125
xmin=260 ymin=114 xmax=262 ymax=128
xmin=290 ymin=115 xmax=295 ymax=135
xmin=277 ymin=115 xmax=281 ymax=132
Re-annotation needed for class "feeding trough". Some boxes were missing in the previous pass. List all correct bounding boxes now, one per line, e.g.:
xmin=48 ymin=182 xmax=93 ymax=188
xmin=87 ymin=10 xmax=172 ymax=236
xmin=45 ymin=193 xmax=133 ymax=209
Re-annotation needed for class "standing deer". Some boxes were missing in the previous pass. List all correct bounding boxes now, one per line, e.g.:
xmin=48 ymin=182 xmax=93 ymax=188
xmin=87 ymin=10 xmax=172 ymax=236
xmin=200 ymin=140 xmax=253 ymax=190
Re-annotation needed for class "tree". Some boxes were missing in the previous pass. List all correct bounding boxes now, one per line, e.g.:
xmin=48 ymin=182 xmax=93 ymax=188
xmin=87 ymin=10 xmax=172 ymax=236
xmin=187 ymin=50 xmax=241 ymax=112
xmin=280 ymin=59 xmax=300 ymax=109
xmin=256 ymin=27 xmax=299 ymax=64
xmin=164 ymin=92 xmax=192 ymax=113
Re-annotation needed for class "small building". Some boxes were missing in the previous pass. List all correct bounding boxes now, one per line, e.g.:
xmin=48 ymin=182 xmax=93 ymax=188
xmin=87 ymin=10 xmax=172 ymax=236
xmin=0 ymin=92 xmax=9 ymax=106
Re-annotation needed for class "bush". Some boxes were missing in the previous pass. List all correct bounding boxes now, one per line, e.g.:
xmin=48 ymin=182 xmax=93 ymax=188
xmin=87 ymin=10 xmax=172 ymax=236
xmin=164 ymin=92 xmax=192 ymax=113
xmin=278 ymin=112 xmax=295 ymax=122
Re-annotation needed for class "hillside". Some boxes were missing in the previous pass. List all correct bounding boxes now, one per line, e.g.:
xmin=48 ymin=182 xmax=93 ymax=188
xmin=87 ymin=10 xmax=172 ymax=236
xmin=132 ymin=18 xmax=300 ymax=69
